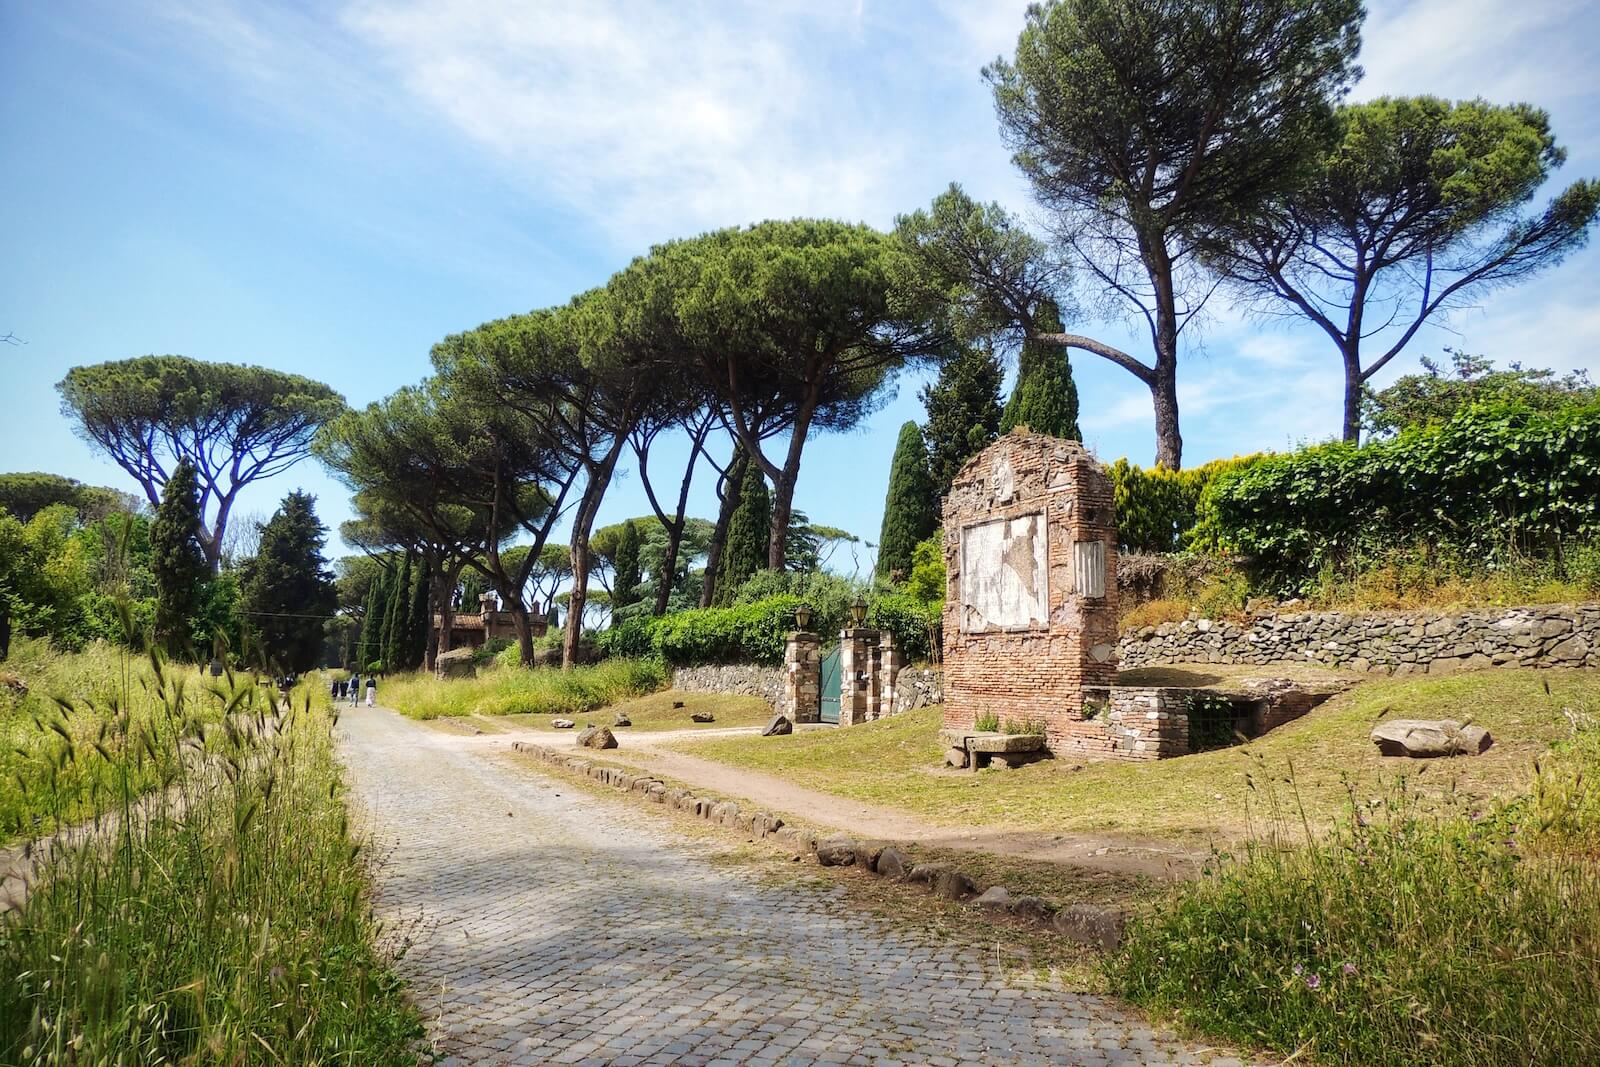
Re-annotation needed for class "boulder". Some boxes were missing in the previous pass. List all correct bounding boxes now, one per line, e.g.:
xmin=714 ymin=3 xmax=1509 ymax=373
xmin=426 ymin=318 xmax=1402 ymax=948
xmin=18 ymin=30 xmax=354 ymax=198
xmin=1053 ymin=904 xmax=1125 ymax=952
xmin=690 ymin=711 xmax=715 ymax=723
xmin=973 ymin=886 xmax=1011 ymax=910
xmin=906 ymin=863 xmax=948 ymax=885
xmin=551 ymin=718 xmax=576 ymax=729
xmin=933 ymin=869 xmax=978 ymax=901
xmin=1010 ymin=895 xmax=1056 ymax=925
xmin=1371 ymin=719 xmax=1492 ymax=758
xmin=815 ymin=837 xmax=858 ymax=867
xmin=434 ymin=646 xmax=477 ymax=680
xmin=874 ymin=846 xmax=909 ymax=880
xmin=613 ymin=713 xmax=632 ymax=727
xmin=761 ymin=714 xmax=794 ymax=736
xmin=579 ymin=726 xmax=614 ymax=751
xmin=944 ymin=746 xmax=969 ymax=769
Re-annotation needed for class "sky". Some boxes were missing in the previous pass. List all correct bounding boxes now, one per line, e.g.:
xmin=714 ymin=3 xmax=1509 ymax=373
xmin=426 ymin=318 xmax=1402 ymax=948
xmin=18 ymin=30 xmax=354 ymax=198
xmin=3 ymin=0 xmax=1598 ymax=580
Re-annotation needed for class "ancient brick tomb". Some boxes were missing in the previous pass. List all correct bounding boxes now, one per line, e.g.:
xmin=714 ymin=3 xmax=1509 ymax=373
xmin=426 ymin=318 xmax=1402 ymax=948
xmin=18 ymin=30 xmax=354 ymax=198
xmin=941 ymin=432 xmax=1125 ymax=760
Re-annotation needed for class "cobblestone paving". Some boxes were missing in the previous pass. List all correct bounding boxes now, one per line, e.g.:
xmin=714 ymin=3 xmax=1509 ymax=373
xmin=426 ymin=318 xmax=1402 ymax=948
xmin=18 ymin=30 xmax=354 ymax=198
xmin=339 ymin=706 xmax=1245 ymax=1067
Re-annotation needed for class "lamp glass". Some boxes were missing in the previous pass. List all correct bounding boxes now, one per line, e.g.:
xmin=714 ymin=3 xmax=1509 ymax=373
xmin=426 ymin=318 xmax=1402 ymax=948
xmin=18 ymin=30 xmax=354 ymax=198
xmin=794 ymin=603 xmax=812 ymax=630
xmin=850 ymin=596 xmax=868 ymax=626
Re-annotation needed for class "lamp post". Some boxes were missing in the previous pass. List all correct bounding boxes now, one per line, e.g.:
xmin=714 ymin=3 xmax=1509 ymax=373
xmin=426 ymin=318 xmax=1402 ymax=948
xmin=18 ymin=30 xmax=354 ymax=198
xmin=794 ymin=603 xmax=812 ymax=632
xmin=850 ymin=596 xmax=868 ymax=628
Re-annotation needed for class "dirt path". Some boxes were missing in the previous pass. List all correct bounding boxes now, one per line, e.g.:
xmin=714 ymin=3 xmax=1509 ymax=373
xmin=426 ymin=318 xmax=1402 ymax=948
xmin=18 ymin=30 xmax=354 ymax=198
xmin=425 ymin=720 xmax=1202 ymax=881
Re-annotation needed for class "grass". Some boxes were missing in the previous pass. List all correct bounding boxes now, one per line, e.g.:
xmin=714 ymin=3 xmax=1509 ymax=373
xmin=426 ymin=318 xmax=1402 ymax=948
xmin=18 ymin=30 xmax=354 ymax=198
xmin=673 ymin=669 xmax=1600 ymax=843
xmin=1 ymin=639 xmax=232 ymax=845
xmin=449 ymin=689 xmax=774 ymax=734
xmin=1112 ymin=690 xmax=1600 ymax=1066
xmin=0 ymin=645 xmax=422 ymax=1064
xmin=380 ymin=656 xmax=667 ymax=720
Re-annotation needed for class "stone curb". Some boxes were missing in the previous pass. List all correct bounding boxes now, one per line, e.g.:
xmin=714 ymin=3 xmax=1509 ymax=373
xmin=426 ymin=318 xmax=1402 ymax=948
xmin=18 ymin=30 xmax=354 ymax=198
xmin=509 ymin=740 xmax=1126 ymax=952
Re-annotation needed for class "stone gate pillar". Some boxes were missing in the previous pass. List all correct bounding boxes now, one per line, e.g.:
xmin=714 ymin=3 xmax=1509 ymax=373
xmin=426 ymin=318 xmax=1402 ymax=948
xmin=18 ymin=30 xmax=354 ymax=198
xmin=839 ymin=627 xmax=879 ymax=726
xmin=871 ymin=632 xmax=901 ymax=719
xmin=784 ymin=630 xmax=821 ymax=724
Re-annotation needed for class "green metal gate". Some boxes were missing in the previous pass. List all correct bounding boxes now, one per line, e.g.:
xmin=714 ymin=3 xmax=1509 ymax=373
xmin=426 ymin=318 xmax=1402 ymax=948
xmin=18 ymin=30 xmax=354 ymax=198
xmin=818 ymin=644 xmax=842 ymax=725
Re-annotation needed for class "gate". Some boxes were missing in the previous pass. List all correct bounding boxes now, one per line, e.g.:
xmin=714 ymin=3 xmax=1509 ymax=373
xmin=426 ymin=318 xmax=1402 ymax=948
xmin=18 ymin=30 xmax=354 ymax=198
xmin=818 ymin=644 xmax=842 ymax=725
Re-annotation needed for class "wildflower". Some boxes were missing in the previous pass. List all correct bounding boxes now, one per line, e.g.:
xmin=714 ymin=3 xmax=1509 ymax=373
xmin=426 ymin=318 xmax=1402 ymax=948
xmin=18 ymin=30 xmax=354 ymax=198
xmin=1305 ymin=973 xmax=1322 ymax=990
xmin=1341 ymin=962 xmax=1357 ymax=976
xmin=1292 ymin=963 xmax=1304 ymax=977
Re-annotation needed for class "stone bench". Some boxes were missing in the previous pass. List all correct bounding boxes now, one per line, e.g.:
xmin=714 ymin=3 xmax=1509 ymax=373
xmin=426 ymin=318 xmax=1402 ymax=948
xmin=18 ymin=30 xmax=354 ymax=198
xmin=939 ymin=729 xmax=1047 ymax=772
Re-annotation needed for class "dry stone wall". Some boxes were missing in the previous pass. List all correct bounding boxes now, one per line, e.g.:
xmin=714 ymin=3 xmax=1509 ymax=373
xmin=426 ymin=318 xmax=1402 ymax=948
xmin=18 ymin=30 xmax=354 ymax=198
xmin=1119 ymin=603 xmax=1600 ymax=673
xmin=670 ymin=663 xmax=785 ymax=707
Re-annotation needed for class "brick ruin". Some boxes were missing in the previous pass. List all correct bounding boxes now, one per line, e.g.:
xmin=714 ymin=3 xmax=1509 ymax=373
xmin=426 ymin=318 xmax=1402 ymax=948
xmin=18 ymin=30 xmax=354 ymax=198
xmin=941 ymin=432 xmax=1124 ymax=760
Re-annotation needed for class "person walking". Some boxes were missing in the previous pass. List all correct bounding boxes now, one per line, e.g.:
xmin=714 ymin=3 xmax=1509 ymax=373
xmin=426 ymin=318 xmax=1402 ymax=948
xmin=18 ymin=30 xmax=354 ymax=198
xmin=365 ymin=674 xmax=377 ymax=707
xmin=348 ymin=673 xmax=361 ymax=706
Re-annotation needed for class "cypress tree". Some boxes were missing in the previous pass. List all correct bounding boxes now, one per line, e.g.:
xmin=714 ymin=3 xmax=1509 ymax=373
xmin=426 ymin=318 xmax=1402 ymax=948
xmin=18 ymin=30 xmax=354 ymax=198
xmin=406 ymin=559 xmax=431 ymax=670
xmin=238 ymin=492 xmax=336 ymax=674
xmin=358 ymin=565 xmax=388 ymax=671
xmin=612 ymin=520 xmax=641 ymax=613
xmin=921 ymin=343 xmax=1004 ymax=495
xmin=714 ymin=465 xmax=769 ymax=605
xmin=546 ymin=602 xmax=560 ymax=630
xmin=1001 ymin=299 xmax=1082 ymax=441
xmin=150 ymin=460 xmax=208 ymax=657
xmin=383 ymin=555 xmax=411 ymax=672
xmin=877 ymin=422 xmax=939 ymax=579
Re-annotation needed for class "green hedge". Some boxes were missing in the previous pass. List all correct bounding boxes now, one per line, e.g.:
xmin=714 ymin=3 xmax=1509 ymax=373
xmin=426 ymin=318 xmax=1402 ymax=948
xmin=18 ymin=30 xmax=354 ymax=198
xmin=1204 ymin=402 xmax=1600 ymax=590
xmin=596 ymin=592 xmax=941 ymax=667
xmin=1107 ymin=455 xmax=1259 ymax=553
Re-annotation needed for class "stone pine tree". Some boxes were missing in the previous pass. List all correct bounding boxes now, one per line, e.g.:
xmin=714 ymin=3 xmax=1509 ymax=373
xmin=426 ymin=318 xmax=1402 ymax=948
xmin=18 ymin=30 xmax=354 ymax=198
xmin=1000 ymin=300 xmax=1082 ymax=442
xmin=239 ymin=491 xmax=336 ymax=674
xmin=713 ymin=465 xmax=770 ymax=606
xmin=921 ymin=344 xmax=1003 ymax=495
xmin=149 ymin=459 xmax=208 ymax=657
xmin=877 ymin=422 xmax=939 ymax=580
xmin=611 ymin=520 xmax=642 ymax=614
xmin=383 ymin=554 xmax=412 ymax=672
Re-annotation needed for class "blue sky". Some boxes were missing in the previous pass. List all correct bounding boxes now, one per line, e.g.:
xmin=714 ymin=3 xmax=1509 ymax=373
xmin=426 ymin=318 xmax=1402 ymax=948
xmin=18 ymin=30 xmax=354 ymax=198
xmin=3 ymin=0 xmax=1598 ymax=577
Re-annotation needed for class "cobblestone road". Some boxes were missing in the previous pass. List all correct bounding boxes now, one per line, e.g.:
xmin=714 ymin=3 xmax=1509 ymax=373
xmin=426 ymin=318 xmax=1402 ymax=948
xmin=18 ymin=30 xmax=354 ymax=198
xmin=339 ymin=705 xmax=1243 ymax=1067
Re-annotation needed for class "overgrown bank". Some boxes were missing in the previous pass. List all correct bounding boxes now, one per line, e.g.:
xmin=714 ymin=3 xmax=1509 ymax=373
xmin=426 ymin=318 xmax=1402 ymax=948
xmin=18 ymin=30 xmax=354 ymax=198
xmin=0 ymin=649 xmax=422 ymax=1065
xmin=1114 ymin=692 xmax=1600 ymax=1065
xmin=380 ymin=657 xmax=666 ymax=720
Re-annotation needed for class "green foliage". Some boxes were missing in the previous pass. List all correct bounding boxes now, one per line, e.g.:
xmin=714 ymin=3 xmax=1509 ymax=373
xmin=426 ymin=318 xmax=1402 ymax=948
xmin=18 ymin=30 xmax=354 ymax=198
xmin=382 ymin=555 xmax=412 ymax=673
xmin=356 ymin=564 xmax=389 ymax=672
xmin=648 ymin=596 xmax=805 ymax=667
xmin=1108 ymin=455 xmax=1260 ymax=554
xmin=1114 ymin=741 xmax=1600 ymax=1066
xmin=0 ymin=472 xmax=134 ymax=524
xmin=1365 ymin=350 xmax=1598 ymax=438
xmin=405 ymin=561 xmax=430 ymax=671
xmin=382 ymin=658 xmax=666 ymax=721
xmin=1000 ymin=299 xmax=1081 ymax=441
xmin=0 ymin=650 xmax=423 ymax=1062
xmin=714 ymin=465 xmax=769 ymax=605
xmin=149 ymin=460 xmax=207 ymax=657
xmin=974 ymin=710 xmax=1000 ymax=732
xmin=920 ymin=342 xmax=1003 ymax=494
xmin=877 ymin=421 xmax=939 ymax=580
xmin=906 ymin=535 xmax=946 ymax=606
xmin=611 ymin=519 xmax=642 ymax=611
xmin=1204 ymin=402 xmax=1600 ymax=591
xmin=864 ymin=592 xmax=940 ymax=662
xmin=238 ymin=492 xmax=337 ymax=673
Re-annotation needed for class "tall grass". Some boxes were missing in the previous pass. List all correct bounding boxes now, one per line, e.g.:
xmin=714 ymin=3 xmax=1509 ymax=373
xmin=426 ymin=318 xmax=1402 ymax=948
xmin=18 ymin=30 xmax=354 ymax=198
xmin=381 ymin=657 xmax=666 ymax=720
xmin=0 ymin=646 xmax=422 ymax=1065
xmin=1113 ymin=690 xmax=1600 ymax=1065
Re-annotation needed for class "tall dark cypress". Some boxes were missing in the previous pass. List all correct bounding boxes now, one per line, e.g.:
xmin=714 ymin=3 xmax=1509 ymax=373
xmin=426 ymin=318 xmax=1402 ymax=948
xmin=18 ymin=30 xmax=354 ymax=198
xmin=405 ymin=558 xmax=431 ymax=671
xmin=383 ymin=555 xmax=411 ymax=672
xmin=358 ymin=566 xmax=389 ymax=671
xmin=150 ymin=459 xmax=208 ymax=657
xmin=611 ymin=520 xmax=642 ymax=614
xmin=237 ymin=492 xmax=336 ymax=674
xmin=877 ymin=421 xmax=939 ymax=580
xmin=714 ymin=465 xmax=769 ymax=605
xmin=921 ymin=343 xmax=1004 ymax=495
xmin=1000 ymin=299 xmax=1082 ymax=441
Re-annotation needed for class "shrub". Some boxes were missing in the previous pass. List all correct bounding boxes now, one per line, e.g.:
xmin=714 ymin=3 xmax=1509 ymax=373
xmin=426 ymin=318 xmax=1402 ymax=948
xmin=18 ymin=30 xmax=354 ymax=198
xmin=1204 ymin=401 xmax=1600 ymax=592
xmin=381 ymin=658 xmax=667 ymax=720
xmin=865 ymin=592 xmax=940 ymax=662
xmin=1108 ymin=455 xmax=1260 ymax=554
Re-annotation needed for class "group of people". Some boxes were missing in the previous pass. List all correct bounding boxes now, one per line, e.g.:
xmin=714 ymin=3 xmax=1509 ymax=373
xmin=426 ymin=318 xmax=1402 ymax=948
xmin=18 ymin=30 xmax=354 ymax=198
xmin=334 ymin=673 xmax=377 ymax=707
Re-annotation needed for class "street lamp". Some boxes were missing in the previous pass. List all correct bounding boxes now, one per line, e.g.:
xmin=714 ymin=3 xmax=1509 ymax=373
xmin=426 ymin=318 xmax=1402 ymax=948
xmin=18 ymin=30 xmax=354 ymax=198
xmin=850 ymin=596 xmax=868 ymax=627
xmin=794 ymin=603 xmax=812 ymax=631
